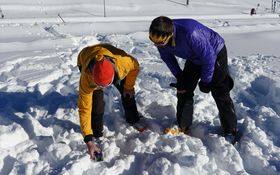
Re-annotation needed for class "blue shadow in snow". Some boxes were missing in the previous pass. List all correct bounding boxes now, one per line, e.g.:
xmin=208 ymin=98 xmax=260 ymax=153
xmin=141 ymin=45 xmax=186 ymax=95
xmin=236 ymin=75 xmax=280 ymax=147
xmin=0 ymin=91 xmax=78 ymax=115
xmin=237 ymin=75 xmax=280 ymax=116
xmin=0 ymin=91 xmax=80 ymax=133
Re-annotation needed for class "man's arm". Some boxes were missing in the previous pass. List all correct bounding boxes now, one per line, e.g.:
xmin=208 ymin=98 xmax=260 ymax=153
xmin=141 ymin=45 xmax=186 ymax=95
xmin=122 ymin=56 xmax=140 ymax=91
xmin=78 ymin=73 xmax=94 ymax=141
xmin=158 ymin=47 xmax=182 ymax=78
xmin=190 ymin=32 xmax=216 ymax=83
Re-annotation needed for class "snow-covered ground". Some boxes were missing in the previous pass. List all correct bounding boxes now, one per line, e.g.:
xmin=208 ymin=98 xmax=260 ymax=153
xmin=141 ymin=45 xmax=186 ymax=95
xmin=0 ymin=0 xmax=280 ymax=175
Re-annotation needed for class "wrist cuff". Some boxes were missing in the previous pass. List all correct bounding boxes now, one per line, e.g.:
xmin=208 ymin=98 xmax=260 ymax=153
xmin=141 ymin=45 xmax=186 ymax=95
xmin=84 ymin=134 xmax=94 ymax=143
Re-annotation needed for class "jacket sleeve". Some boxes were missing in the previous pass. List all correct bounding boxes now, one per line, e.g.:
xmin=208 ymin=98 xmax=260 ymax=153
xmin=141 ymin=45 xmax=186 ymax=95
xmin=78 ymin=73 xmax=93 ymax=137
xmin=77 ymin=48 xmax=85 ymax=73
xmin=158 ymin=47 xmax=182 ymax=77
xmin=123 ymin=56 xmax=140 ymax=90
xmin=190 ymin=31 xmax=216 ymax=83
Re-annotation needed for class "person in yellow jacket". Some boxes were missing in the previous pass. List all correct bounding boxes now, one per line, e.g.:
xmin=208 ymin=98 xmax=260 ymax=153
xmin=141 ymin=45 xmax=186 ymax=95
xmin=77 ymin=43 xmax=141 ymax=160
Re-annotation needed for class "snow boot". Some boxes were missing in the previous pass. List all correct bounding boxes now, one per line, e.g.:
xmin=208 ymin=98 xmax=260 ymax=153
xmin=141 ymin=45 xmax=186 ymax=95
xmin=224 ymin=128 xmax=238 ymax=144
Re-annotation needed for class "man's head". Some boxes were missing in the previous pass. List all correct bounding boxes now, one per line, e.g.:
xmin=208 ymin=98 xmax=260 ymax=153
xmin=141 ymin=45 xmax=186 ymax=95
xmin=92 ymin=58 xmax=114 ymax=87
xmin=149 ymin=16 xmax=173 ymax=46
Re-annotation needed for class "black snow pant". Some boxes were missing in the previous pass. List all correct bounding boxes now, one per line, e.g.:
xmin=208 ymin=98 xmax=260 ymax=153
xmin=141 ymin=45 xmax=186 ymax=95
xmin=114 ymin=79 xmax=140 ymax=124
xmin=91 ymin=90 xmax=104 ymax=138
xmin=91 ymin=79 xmax=140 ymax=138
xmin=177 ymin=46 xmax=237 ymax=134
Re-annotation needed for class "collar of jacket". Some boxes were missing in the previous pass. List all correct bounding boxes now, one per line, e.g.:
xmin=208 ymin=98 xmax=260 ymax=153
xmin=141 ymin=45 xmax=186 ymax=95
xmin=171 ymin=25 xmax=176 ymax=47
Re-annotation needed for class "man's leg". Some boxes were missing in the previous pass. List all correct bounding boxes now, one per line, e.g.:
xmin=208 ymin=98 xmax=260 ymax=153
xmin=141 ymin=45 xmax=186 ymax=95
xmin=177 ymin=92 xmax=194 ymax=129
xmin=212 ymin=76 xmax=237 ymax=134
xmin=91 ymin=90 xmax=105 ymax=138
xmin=211 ymin=46 xmax=237 ymax=134
xmin=114 ymin=79 xmax=140 ymax=124
xmin=177 ymin=61 xmax=201 ymax=130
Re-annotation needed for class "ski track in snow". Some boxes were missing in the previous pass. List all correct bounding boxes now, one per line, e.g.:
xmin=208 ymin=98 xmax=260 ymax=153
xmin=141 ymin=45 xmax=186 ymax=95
xmin=1 ymin=3 xmax=280 ymax=174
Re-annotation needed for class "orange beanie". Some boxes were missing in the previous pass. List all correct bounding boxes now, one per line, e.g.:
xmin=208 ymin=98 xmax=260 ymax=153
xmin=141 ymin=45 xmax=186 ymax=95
xmin=92 ymin=59 xmax=114 ymax=86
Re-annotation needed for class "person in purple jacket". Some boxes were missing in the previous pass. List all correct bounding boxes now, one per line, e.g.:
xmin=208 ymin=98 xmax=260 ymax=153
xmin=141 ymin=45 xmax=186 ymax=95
xmin=149 ymin=16 xmax=238 ymax=144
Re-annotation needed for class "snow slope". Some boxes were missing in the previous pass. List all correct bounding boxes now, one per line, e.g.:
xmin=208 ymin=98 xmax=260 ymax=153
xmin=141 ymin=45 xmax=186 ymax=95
xmin=0 ymin=0 xmax=280 ymax=175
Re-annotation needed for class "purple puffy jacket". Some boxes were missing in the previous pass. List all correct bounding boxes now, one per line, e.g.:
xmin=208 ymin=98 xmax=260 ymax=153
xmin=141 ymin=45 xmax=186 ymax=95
xmin=157 ymin=19 xmax=225 ymax=83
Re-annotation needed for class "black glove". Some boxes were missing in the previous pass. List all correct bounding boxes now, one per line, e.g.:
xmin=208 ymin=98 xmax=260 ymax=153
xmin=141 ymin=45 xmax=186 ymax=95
xmin=78 ymin=65 xmax=82 ymax=72
xmin=169 ymin=82 xmax=178 ymax=88
xmin=198 ymin=81 xmax=211 ymax=93
xmin=170 ymin=73 xmax=184 ymax=89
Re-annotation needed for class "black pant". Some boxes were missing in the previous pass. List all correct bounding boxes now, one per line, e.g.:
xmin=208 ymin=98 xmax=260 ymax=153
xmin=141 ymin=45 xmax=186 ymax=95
xmin=114 ymin=79 xmax=140 ymax=124
xmin=91 ymin=79 xmax=140 ymax=138
xmin=177 ymin=46 xmax=237 ymax=134
xmin=91 ymin=90 xmax=104 ymax=138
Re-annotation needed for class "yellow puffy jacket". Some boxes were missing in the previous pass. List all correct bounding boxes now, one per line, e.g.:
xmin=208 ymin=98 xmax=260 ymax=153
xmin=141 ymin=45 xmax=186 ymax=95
xmin=77 ymin=43 xmax=139 ymax=137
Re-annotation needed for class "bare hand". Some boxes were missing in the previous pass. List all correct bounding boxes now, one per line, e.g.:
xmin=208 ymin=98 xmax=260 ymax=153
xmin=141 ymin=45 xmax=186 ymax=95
xmin=86 ymin=141 xmax=101 ymax=160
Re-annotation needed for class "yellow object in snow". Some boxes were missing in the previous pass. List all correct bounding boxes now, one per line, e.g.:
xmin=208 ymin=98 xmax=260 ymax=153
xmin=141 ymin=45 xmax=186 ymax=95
xmin=164 ymin=127 xmax=190 ymax=135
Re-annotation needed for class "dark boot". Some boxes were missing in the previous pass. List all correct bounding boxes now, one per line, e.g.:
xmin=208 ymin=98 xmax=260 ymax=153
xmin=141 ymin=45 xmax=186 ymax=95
xmin=91 ymin=90 xmax=105 ymax=138
xmin=224 ymin=128 xmax=238 ymax=144
xmin=122 ymin=95 xmax=140 ymax=124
